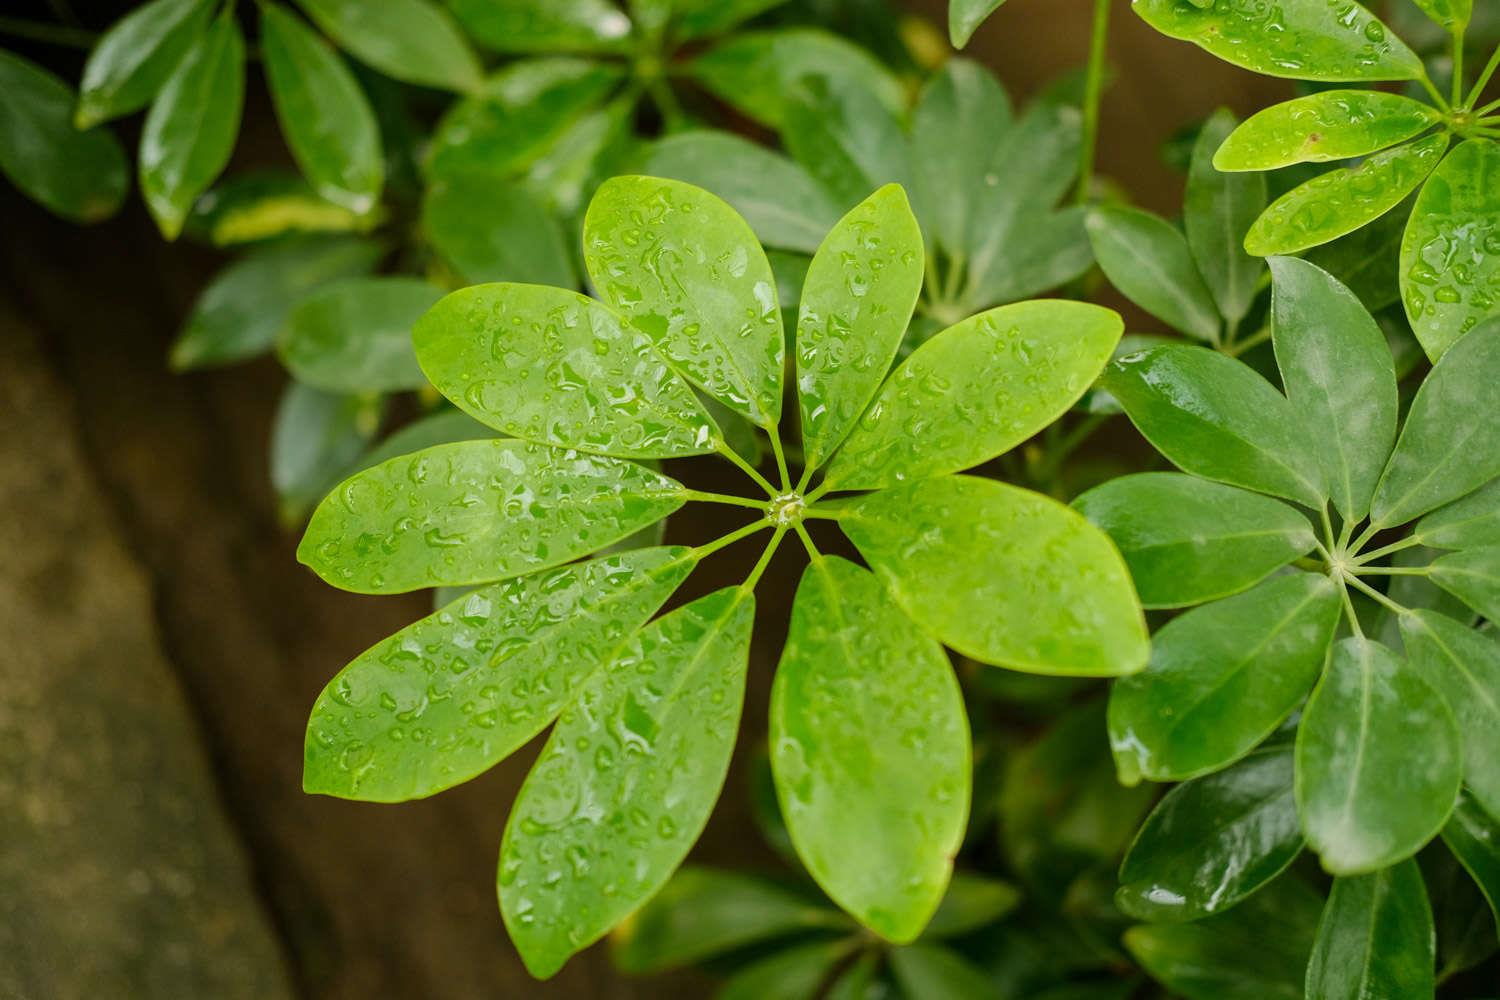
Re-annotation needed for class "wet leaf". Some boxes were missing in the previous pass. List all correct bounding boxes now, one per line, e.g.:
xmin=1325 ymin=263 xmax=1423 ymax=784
xmin=1442 ymin=792 xmax=1500 ymax=925
xmin=771 ymin=557 xmax=970 ymax=942
xmin=304 ymin=546 xmax=693 ymax=801
xmin=1303 ymin=194 xmax=1411 ymax=312
xmin=1244 ymin=133 xmax=1448 ymax=256
xmin=890 ymin=943 xmax=994 ymax=999
xmin=422 ymin=173 xmax=574 ymax=286
xmin=499 ymin=588 xmax=753 ymax=979
xmin=1108 ymin=572 xmax=1340 ymax=784
xmin=910 ymin=58 xmax=1011 ymax=258
xmin=782 ymin=73 xmax=910 ymax=210
xmin=295 ymin=0 xmax=482 ymax=92
xmin=1213 ymin=91 xmax=1442 ymax=171
xmin=1087 ymin=206 xmax=1221 ymax=342
xmin=1269 ymin=256 xmax=1397 ymax=521
xmin=796 ymin=185 xmax=924 ymax=472
xmin=1430 ymin=546 xmax=1500 ymax=622
xmin=1370 ymin=316 xmax=1500 ymax=527
xmin=1131 ymin=0 xmax=1423 ymax=82
xmin=1118 ymin=746 xmax=1301 ymax=922
xmin=447 ymin=0 xmax=633 ymax=53
xmin=843 ymin=476 xmax=1148 ymax=676
xmin=279 ymin=276 xmax=441 ymax=394
xmin=0 ymin=50 xmax=127 ymax=223
xmin=261 ymin=1 xmax=383 ymax=214
xmin=949 ymin=0 xmax=1008 ymax=47
xmin=270 ymin=380 xmax=383 ymax=523
xmin=825 ymin=300 xmax=1122 ymax=489
xmin=297 ymin=439 xmax=686 ymax=594
xmin=138 ymin=11 xmax=245 ymax=239
xmin=1186 ymin=110 xmax=1266 ymax=325
xmin=1073 ymin=472 xmax=1316 ymax=609
xmin=1297 ymin=637 xmax=1461 ymax=875
xmin=76 ymin=0 xmax=214 ymax=127
xmin=584 ymin=175 xmax=784 ymax=426
xmin=1305 ymin=859 xmax=1434 ymax=1000
xmin=413 ymin=283 xmax=718 ymax=457
xmin=1414 ymin=476 xmax=1500 ymax=549
xmin=186 ymin=171 xmax=373 ymax=246
xmin=1104 ymin=344 xmax=1326 ymax=508
xmin=1400 ymin=138 xmax=1500 ymax=361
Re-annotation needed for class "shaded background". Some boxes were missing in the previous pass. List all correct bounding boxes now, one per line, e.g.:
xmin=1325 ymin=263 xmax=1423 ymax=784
xmin=0 ymin=1 xmax=1290 ymax=996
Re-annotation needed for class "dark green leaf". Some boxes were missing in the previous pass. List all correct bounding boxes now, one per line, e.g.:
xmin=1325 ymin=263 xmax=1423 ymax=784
xmin=910 ymin=58 xmax=1011 ymax=257
xmin=1086 ymin=205 xmax=1221 ymax=342
xmin=1214 ymin=91 xmax=1442 ymax=171
xmin=1442 ymin=792 xmax=1500 ymax=926
xmin=76 ymin=0 xmax=214 ymax=127
xmin=447 ymin=0 xmax=633 ymax=53
xmin=270 ymin=380 xmax=382 ymax=523
xmin=279 ymin=276 xmax=441 ymax=393
xmin=295 ymin=0 xmax=482 ymax=92
xmin=1186 ymin=110 xmax=1266 ymax=325
xmin=949 ymin=0 xmax=1008 ymax=47
xmin=1303 ymin=193 xmax=1412 ymax=312
xmin=782 ymin=73 xmax=910 ymax=210
xmin=1430 ymin=546 xmax=1500 ymax=622
xmin=1414 ymin=477 xmax=1500 ymax=549
xmin=674 ymin=0 xmax=790 ymax=39
xmin=1411 ymin=0 xmax=1472 ymax=32
xmin=920 ymin=873 xmax=1022 ymax=940
xmin=889 ymin=943 xmax=995 ymax=1000
xmin=1305 ymin=859 xmax=1435 ymax=1000
xmin=349 ymin=409 xmax=496 ymax=475
xmin=717 ymin=941 xmax=846 ymax=1000
xmin=422 ymin=173 xmax=574 ymax=286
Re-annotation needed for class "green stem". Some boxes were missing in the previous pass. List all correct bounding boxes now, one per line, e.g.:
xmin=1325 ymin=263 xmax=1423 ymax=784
xmin=803 ymin=478 xmax=839 ymax=505
xmin=1354 ymin=565 xmax=1430 ymax=577
xmin=1351 ymin=534 xmax=1421 ymax=565
xmin=1319 ymin=505 xmax=1337 ymax=553
xmin=648 ymin=78 xmax=685 ymax=129
xmin=1077 ymin=0 xmax=1111 ymax=205
xmin=793 ymin=522 xmax=822 ymax=561
xmin=1474 ymin=96 xmax=1500 ymax=117
xmin=716 ymin=441 xmax=778 ymax=497
xmin=682 ymin=489 xmax=768 ymax=510
xmin=1344 ymin=573 xmax=1409 ymax=617
xmin=1336 ymin=577 xmax=1365 ymax=638
xmin=693 ymin=519 xmax=770 ymax=560
xmin=802 ymin=506 xmax=845 ymax=521
xmin=1349 ymin=522 xmax=1381 ymax=556
xmin=1224 ymin=326 xmax=1272 ymax=357
xmin=1336 ymin=516 xmax=1356 ymax=551
xmin=1419 ymin=72 xmax=1451 ymax=111
xmin=740 ymin=527 xmax=787 ymax=592
xmin=1453 ymin=26 xmax=1466 ymax=108
xmin=1465 ymin=41 xmax=1500 ymax=107
xmin=0 ymin=14 xmax=96 ymax=48
xmin=767 ymin=426 xmax=792 ymax=493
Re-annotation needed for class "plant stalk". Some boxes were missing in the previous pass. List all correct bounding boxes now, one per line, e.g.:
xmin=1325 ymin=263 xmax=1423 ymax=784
xmin=1076 ymin=0 xmax=1111 ymax=205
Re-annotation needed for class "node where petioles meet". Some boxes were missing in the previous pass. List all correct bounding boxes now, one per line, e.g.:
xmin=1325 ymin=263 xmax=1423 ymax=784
xmin=766 ymin=492 xmax=807 ymax=527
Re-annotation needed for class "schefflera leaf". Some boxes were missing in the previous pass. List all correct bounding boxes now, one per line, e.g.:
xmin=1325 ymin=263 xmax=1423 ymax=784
xmin=1415 ymin=476 xmax=1500 ymax=549
xmin=280 ymin=276 xmax=441 ymax=394
xmin=1429 ymin=546 xmax=1500 ymax=622
xmin=770 ymin=557 xmax=970 ymax=942
xmin=1269 ymin=256 xmax=1397 ymax=522
xmin=304 ymin=546 xmax=695 ymax=801
xmin=1117 ymin=745 xmax=1302 ymax=922
xmin=1305 ymin=859 xmax=1435 ymax=1000
xmin=414 ymin=283 xmax=720 ymax=458
xmin=76 ymin=0 xmax=215 ymax=128
xmin=1108 ymin=572 xmax=1341 ymax=784
xmin=297 ymin=440 xmax=685 ymax=593
xmin=500 ymin=587 xmax=754 ymax=979
xmin=1104 ymin=344 xmax=1326 ymax=508
xmin=822 ymin=301 xmax=1122 ymax=490
xmin=796 ymin=184 xmax=924 ymax=473
xmin=1085 ymin=205 xmax=1221 ymax=343
xmin=584 ymin=175 xmax=784 ymax=427
xmin=1073 ymin=472 xmax=1316 ymax=608
xmin=1213 ymin=91 xmax=1442 ymax=172
xmin=1186 ymin=109 xmax=1266 ymax=328
xmin=1296 ymin=637 xmax=1461 ymax=875
xmin=842 ymin=475 xmax=1148 ymax=676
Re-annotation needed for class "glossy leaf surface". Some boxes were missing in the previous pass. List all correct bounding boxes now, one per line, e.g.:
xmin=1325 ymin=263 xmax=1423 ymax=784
xmin=1411 ymin=0 xmax=1472 ymax=31
xmin=825 ymin=301 xmax=1121 ymax=489
xmin=295 ymin=0 xmax=482 ymax=92
xmin=1186 ymin=110 xmax=1266 ymax=325
xmin=304 ymin=546 xmax=693 ymax=801
xmin=1086 ymin=206 xmax=1220 ymax=342
xmin=279 ymin=276 xmax=440 ymax=393
xmin=186 ymin=171 xmax=371 ymax=246
xmin=297 ymin=440 xmax=685 ymax=593
xmin=76 ymin=0 xmax=214 ymax=127
xmin=1108 ymin=572 xmax=1340 ymax=784
xmin=1297 ymin=637 xmax=1461 ymax=874
xmin=585 ymin=175 xmax=784 ymax=426
xmin=949 ymin=0 xmax=1008 ymax=47
xmin=1414 ymin=477 xmax=1500 ymax=549
xmin=1117 ymin=746 xmax=1301 ymax=921
xmin=796 ymin=185 xmax=924 ymax=472
xmin=1305 ymin=859 xmax=1435 ymax=1000
xmin=1401 ymin=138 xmax=1500 ymax=361
xmin=447 ymin=0 xmax=632 ymax=53
xmin=1442 ymin=792 xmax=1500 ymax=924
xmin=1214 ymin=91 xmax=1441 ymax=171
xmin=771 ymin=557 xmax=969 ymax=942
xmin=414 ymin=283 xmax=717 ymax=458
xmin=1430 ymin=546 xmax=1500 ymax=622
xmin=423 ymin=173 xmax=573 ymax=287
xmin=499 ymin=588 xmax=753 ymax=979
xmin=1104 ymin=344 xmax=1326 ymax=508
xmin=843 ymin=476 xmax=1148 ymax=676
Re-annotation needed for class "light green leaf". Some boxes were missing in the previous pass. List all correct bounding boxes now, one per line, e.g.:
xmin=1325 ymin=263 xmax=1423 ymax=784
xmin=426 ymin=58 xmax=621 ymax=181
xmin=422 ymin=173 xmax=574 ymax=286
xmin=772 ymin=557 xmax=970 ymax=942
xmin=584 ymin=175 xmax=784 ymax=426
xmin=911 ymin=59 xmax=1011 ymax=257
xmin=920 ymin=873 xmax=1021 ymax=940
xmin=294 ymin=0 xmax=482 ymax=92
xmin=499 ymin=587 xmax=753 ymax=979
xmin=1269 ymin=256 xmax=1397 ymax=521
xmin=1399 ymin=610 xmax=1500 ymax=824
xmin=1131 ymin=0 xmax=1423 ymax=82
xmin=1370 ymin=316 xmax=1500 ymax=528
xmin=1118 ymin=746 xmax=1301 ymax=922
xmin=304 ymin=546 xmax=693 ymax=801
xmin=1303 ymin=194 xmax=1412 ymax=312
xmin=717 ymin=941 xmax=848 ymax=1000
xmin=413 ymin=283 xmax=718 ymax=457
xmin=1430 ymin=546 xmax=1500 ymax=622
xmin=1411 ymin=0 xmax=1472 ymax=32
xmin=169 ymin=235 xmax=382 ymax=369
xmin=642 ymin=130 xmax=843 ymax=255
xmin=1244 ymin=132 xmax=1448 ymax=256
xmin=689 ymin=28 xmax=904 ymax=130
xmin=278 ymin=276 xmax=440 ymax=394
xmin=782 ymin=72 xmax=910 ymax=210
xmin=825 ymin=300 xmax=1122 ymax=489
xmin=1401 ymin=138 xmax=1500 ymax=361
xmin=1087 ymin=205 xmax=1222 ymax=341
xmin=0 ymin=50 xmax=127 ymax=223
xmin=1297 ymin=637 xmax=1461 ymax=875
xmin=1213 ymin=91 xmax=1442 ymax=171
xmin=349 ymin=409 xmax=496 ymax=475
xmin=1073 ymin=473 xmax=1316 ymax=609
xmin=76 ymin=0 xmax=214 ymax=127
xmin=1186 ymin=110 xmax=1266 ymax=325
xmin=1305 ymin=859 xmax=1435 ymax=1000
xmin=139 ymin=12 xmax=245 ymax=239
xmin=796 ymin=185 xmax=924 ymax=473
xmin=949 ymin=0 xmax=1008 ymax=47
xmin=447 ymin=0 xmax=632 ymax=53
xmin=1442 ymin=792 xmax=1500 ymax=926
xmin=270 ymin=380 xmax=383 ymax=523
xmin=890 ymin=944 xmax=994 ymax=999
xmin=1108 ymin=572 xmax=1340 ymax=784
xmin=1104 ymin=344 xmax=1326 ymax=508
xmin=261 ymin=2 xmax=383 ymax=214
xmin=611 ymin=866 xmax=849 ymax=973
xmin=297 ymin=439 xmax=685 ymax=593
xmin=186 ymin=171 xmax=374 ymax=246
xmin=843 ymin=475 xmax=1148 ymax=676
xmin=1414 ymin=477 xmax=1500 ymax=549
